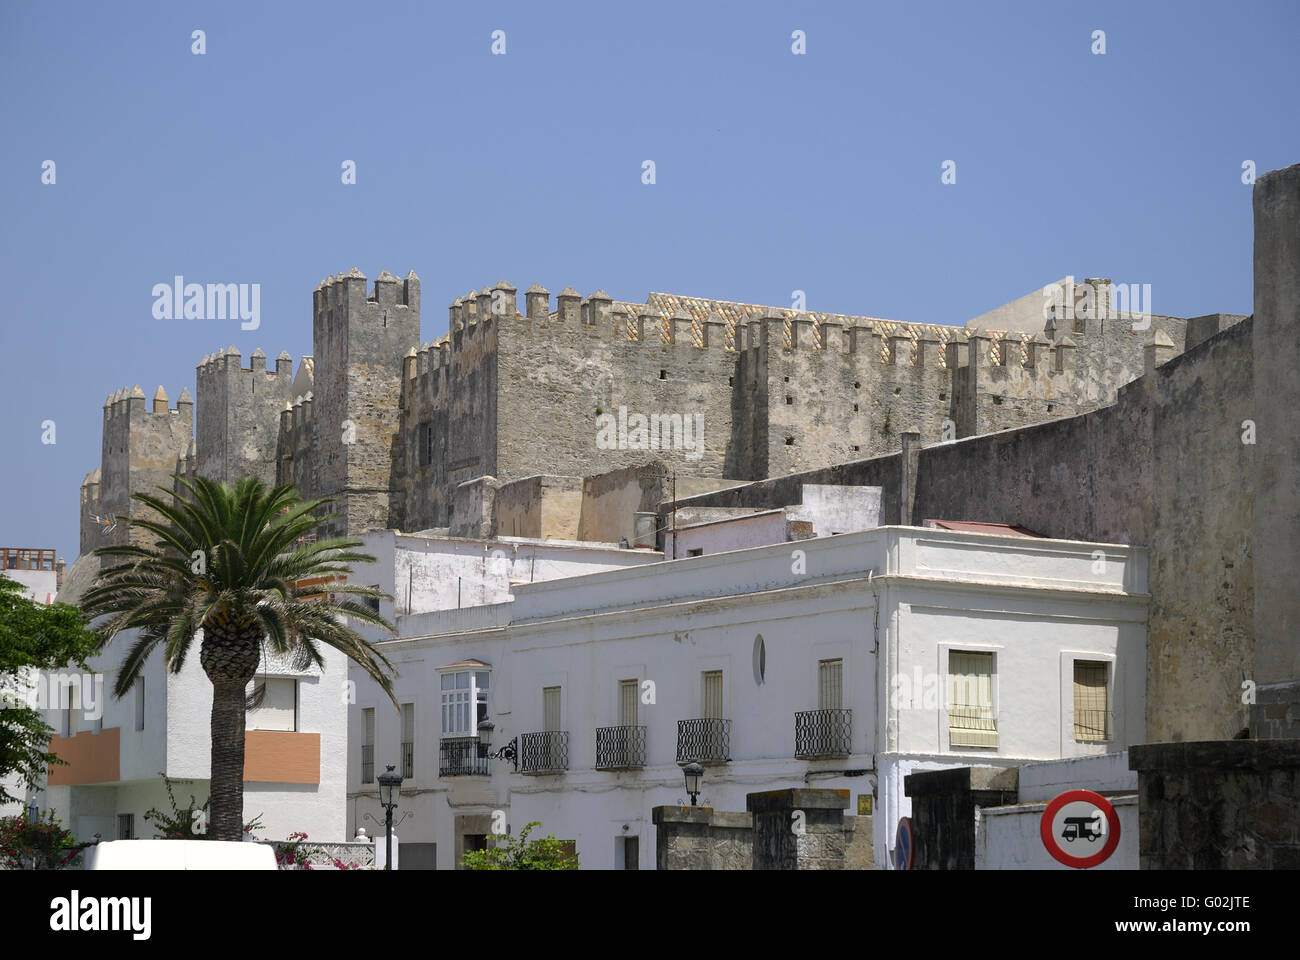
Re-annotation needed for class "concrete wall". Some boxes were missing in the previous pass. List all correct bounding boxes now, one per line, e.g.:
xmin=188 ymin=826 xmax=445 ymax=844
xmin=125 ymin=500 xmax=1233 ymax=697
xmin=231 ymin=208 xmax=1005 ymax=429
xmin=1252 ymin=163 xmax=1300 ymax=736
xmin=1130 ymin=740 xmax=1300 ymax=869
xmin=494 ymin=475 xmax=583 ymax=540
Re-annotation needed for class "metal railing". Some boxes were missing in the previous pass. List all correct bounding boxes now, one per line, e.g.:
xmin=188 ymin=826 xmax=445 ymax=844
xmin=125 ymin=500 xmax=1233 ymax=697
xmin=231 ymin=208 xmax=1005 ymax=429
xmin=401 ymin=740 xmax=414 ymax=779
xmin=361 ymin=744 xmax=374 ymax=784
xmin=1073 ymin=709 xmax=1114 ymax=742
xmin=948 ymin=707 xmax=999 ymax=748
xmin=794 ymin=708 xmax=852 ymax=758
xmin=439 ymin=737 xmax=491 ymax=777
xmin=595 ymin=725 xmax=647 ymax=769
xmin=519 ymin=731 xmax=569 ymax=774
xmin=676 ymin=718 xmax=731 ymax=764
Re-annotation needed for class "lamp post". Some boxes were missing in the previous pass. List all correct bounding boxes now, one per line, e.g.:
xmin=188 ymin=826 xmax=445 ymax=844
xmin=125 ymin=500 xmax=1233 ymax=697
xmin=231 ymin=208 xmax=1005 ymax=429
xmin=376 ymin=764 xmax=403 ymax=870
xmin=682 ymin=761 xmax=704 ymax=807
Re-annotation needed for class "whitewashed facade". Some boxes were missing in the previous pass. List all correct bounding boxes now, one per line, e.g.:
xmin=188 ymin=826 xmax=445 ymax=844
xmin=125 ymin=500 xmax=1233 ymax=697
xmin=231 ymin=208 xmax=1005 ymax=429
xmin=349 ymin=526 xmax=1148 ymax=868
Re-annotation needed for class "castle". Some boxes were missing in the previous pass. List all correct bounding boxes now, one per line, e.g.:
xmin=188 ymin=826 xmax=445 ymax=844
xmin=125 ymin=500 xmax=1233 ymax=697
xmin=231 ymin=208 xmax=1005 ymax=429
xmin=78 ymin=269 xmax=1236 ymax=552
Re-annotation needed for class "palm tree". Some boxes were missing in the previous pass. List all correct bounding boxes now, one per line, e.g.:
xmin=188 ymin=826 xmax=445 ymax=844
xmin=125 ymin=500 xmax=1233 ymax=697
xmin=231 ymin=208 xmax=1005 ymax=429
xmin=80 ymin=476 xmax=398 ymax=841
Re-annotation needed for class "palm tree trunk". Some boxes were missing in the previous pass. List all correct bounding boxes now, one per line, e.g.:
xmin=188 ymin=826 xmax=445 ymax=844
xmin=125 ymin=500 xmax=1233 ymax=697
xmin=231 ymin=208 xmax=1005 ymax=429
xmin=209 ymin=679 xmax=248 ymax=841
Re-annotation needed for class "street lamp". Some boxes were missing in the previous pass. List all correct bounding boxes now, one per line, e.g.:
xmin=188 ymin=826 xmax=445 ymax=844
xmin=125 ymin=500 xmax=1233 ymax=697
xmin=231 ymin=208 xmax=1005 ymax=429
xmin=682 ymin=762 xmax=704 ymax=807
xmin=376 ymin=764 xmax=403 ymax=870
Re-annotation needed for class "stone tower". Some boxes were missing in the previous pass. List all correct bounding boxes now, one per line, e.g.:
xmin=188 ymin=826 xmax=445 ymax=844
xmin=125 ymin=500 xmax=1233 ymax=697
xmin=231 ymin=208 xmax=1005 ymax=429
xmin=279 ymin=268 xmax=420 ymax=538
xmin=195 ymin=345 xmax=297 ymax=485
xmin=80 ymin=384 xmax=193 ymax=553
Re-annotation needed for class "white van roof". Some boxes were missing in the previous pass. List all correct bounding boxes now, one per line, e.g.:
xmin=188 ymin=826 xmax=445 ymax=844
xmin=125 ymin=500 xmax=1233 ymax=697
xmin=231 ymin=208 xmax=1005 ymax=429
xmin=85 ymin=839 xmax=278 ymax=870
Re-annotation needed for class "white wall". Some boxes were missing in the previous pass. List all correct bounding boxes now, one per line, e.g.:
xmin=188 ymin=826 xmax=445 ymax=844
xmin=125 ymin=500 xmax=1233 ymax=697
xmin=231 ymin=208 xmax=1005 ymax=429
xmin=664 ymin=510 xmax=790 ymax=559
xmin=788 ymin=484 xmax=883 ymax=534
xmin=977 ymin=795 xmax=1138 ymax=870
xmin=3 ymin=567 xmax=59 ymax=605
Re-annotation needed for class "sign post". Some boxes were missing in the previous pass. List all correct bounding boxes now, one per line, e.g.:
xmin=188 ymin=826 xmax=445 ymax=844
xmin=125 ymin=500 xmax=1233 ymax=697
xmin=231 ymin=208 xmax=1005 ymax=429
xmin=894 ymin=816 xmax=914 ymax=871
xmin=1040 ymin=789 xmax=1120 ymax=868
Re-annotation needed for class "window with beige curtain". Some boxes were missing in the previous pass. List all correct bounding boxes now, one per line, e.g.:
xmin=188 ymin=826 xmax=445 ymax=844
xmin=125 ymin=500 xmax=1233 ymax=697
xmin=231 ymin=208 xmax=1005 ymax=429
xmin=948 ymin=651 xmax=998 ymax=748
xmin=1073 ymin=660 xmax=1110 ymax=741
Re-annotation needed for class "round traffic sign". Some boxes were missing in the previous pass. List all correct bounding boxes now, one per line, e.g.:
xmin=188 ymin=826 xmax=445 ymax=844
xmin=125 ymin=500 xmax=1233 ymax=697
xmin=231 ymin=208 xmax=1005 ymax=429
xmin=1040 ymin=789 xmax=1121 ymax=868
xmin=894 ymin=817 xmax=914 ymax=871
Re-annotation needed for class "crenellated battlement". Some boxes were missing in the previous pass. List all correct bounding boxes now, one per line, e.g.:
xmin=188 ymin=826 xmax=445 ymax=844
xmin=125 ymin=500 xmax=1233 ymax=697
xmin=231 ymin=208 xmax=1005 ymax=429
xmin=102 ymin=383 xmax=194 ymax=420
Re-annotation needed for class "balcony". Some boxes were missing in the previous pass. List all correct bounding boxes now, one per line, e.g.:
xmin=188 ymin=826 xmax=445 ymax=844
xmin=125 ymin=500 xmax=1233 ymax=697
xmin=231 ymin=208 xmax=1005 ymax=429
xmin=1073 ymin=709 xmax=1114 ymax=743
xmin=676 ymin=718 xmax=730 ymax=764
xmin=595 ymin=725 xmax=647 ymax=770
xmin=439 ymin=737 xmax=491 ymax=777
xmin=519 ymin=731 xmax=569 ymax=775
xmin=794 ymin=708 xmax=852 ymax=758
xmin=361 ymin=743 xmax=374 ymax=784
xmin=401 ymin=740 xmax=414 ymax=779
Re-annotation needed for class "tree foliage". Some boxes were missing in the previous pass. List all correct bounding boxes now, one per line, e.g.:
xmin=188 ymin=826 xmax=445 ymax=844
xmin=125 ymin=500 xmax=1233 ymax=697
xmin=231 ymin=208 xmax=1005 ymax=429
xmin=0 ymin=574 xmax=102 ymax=804
xmin=460 ymin=821 xmax=580 ymax=870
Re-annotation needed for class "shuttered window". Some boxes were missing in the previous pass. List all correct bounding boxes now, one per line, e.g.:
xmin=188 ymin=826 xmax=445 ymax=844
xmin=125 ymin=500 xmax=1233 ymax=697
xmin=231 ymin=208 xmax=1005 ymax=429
xmin=620 ymin=679 xmax=639 ymax=727
xmin=248 ymin=677 xmax=297 ymax=732
xmin=818 ymin=659 xmax=843 ymax=710
xmin=1073 ymin=660 xmax=1111 ymax=741
xmin=948 ymin=651 xmax=998 ymax=749
xmin=701 ymin=670 xmax=724 ymax=719
xmin=543 ymin=686 xmax=562 ymax=732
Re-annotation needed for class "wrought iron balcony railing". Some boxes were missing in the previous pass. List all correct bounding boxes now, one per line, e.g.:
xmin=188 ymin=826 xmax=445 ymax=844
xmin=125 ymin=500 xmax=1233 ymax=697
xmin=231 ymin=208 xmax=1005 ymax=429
xmin=794 ymin=708 xmax=852 ymax=758
xmin=676 ymin=718 xmax=731 ymax=764
xmin=1073 ymin=709 xmax=1114 ymax=743
xmin=519 ymin=731 xmax=569 ymax=774
xmin=595 ymin=725 xmax=647 ymax=769
xmin=439 ymin=737 xmax=491 ymax=777
xmin=361 ymin=743 xmax=375 ymax=784
xmin=401 ymin=740 xmax=414 ymax=779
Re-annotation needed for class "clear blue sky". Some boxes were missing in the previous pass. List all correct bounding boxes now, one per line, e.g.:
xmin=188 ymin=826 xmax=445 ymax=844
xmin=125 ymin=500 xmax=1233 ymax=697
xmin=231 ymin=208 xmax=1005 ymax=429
xmin=2 ymin=0 xmax=1297 ymax=564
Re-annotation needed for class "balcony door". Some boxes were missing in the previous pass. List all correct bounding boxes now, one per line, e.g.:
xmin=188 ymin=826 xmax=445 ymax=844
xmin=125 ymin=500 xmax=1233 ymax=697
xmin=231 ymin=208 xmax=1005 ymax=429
xmin=543 ymin=686 xmax=562 ymax=769
xmin=818 ymin=659 xmax=843 ymax=710
xmin=619 ymin=679 xmax=638 ymax=727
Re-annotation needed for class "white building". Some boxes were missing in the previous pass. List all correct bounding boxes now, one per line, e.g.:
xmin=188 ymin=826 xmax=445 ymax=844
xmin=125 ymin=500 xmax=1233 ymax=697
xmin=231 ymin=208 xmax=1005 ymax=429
xmin=26 ymin=555 xmax=349 ymax=844
xmin=348 ymin=525 xmax=1148 ymax=868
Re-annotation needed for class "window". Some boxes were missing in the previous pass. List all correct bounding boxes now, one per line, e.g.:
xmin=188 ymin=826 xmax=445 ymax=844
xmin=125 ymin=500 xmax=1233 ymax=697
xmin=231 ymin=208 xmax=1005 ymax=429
xmin=1073 ymin=660 xmax=1111 ymax=742
xmin=418 ymin=422 xmax=433 ymax=467
xmin=362 ymin=707 xmax=375 ymax=784
xmin=134 ymin=677 xmax=145 ymax=731
xmin=248 ymin=678 xmax=297 ymax=732
xmin=687 ymin=548 xmax=703 ymax=557
xmin=701 ymin=670 xmax=724 ymax=719
xmin=619 ymin=679 xmax=639 ymax=727
xmin=401 ymin=703 xmax=415 ymax=778
xmin=543 ymin=686 xmax=561 ymax=732
xmin=622 ymin=836 xmax=639 ymax=871
xmin=818 ymin=659 xmax=843 ymax=710
xmin=948 ymin=651 xmax=997 ymax=748
xmin=440 ymin=670 xmax=489 ymax=736
xmin=117 ymin=814 xmax=134 ymax=840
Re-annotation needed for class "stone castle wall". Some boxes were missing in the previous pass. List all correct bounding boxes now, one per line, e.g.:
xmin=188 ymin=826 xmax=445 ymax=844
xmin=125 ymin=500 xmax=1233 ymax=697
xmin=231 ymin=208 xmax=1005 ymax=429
xmin=79 ymin=272 xmax=1217 ymax=565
